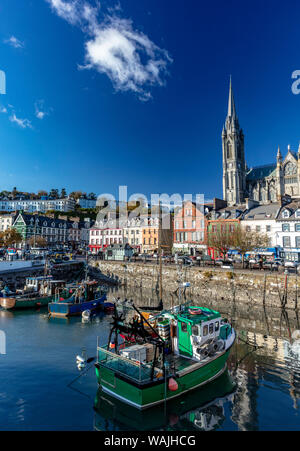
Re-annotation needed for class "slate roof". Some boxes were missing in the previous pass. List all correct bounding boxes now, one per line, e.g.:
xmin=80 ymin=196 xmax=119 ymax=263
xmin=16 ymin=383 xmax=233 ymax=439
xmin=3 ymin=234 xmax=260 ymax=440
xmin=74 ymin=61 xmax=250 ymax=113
xmin=243 ymin=203 xmax=282 ymax=220
xmin=277 ymin=200 xmax=300 ymax=221
xmin=209 ymin=205 xmax=246 ymax=220
xmin=246 ymin=164 xmax=277 ymax=182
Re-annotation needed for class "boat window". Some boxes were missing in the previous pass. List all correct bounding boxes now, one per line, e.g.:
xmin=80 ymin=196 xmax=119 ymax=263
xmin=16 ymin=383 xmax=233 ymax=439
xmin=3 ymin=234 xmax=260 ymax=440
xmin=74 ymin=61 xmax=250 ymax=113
xmin=203 ymin=325 xmax=208 ymax=336
xmin=192 ymin=325 xmax=199 ymax=336
xmin=209 ymin=323 xmax=214 ymax=334
xmin=181 ymin=322 xmax=188 ymax=333
xmin=215 ymin=321 xmax=220 ymax=332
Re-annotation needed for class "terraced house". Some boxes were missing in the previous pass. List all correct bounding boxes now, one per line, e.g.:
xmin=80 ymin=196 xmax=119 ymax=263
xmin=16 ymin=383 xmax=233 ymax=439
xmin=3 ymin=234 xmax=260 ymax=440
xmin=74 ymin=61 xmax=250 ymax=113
xmin=173 ymin=200 xmax=206 ymax=256
xmin=12 ymin=212 xmax=72 ymax=246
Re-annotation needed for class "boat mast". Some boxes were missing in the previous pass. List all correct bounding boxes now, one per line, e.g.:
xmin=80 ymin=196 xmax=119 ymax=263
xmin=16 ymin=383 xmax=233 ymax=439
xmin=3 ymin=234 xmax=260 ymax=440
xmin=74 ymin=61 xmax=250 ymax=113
xmin=158 ymin=201 xmax=163 ymax=302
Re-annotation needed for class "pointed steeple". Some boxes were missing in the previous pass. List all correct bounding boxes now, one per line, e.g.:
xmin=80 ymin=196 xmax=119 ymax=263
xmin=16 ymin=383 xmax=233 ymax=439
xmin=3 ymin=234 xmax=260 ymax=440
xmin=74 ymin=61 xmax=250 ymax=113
xmin=225 ymin=76 xmax=239 ymax=132
xmin=277 ymin=146 xmax=282 ymax=163
xmin=228 ymin=76 xmax=237 ymax=119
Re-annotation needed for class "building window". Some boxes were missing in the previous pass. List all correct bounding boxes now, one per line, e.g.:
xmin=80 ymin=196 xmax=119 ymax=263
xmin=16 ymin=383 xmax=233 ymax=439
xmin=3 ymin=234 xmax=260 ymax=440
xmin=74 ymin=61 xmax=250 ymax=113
xmin=266 ymin=225 xmax=271 ymax=232
xmin=283 ymin=236 xmax=291 ymax=248
xmin=295 ymin=224 xmax=300 ymax=232
xmin=282 ymin=224 xmax=290 ymax=232
xmin=282 ymin=210 xmax=290 ymax=219
xmin=256 ymin=226 xmax=261 ymax=232
xmin=296 ymin=237 xmax=300 ymax=248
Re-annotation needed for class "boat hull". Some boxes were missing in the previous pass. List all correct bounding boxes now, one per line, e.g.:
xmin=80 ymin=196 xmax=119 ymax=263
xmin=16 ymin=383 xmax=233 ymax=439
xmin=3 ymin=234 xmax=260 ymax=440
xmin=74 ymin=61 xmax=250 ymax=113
xmin=95 ymin=348 xmax=232 ymax=410
xmin=48 ymin=295 xmax=107 ymax=317
xmin=0 ymin=295 xmax=53 ymax=310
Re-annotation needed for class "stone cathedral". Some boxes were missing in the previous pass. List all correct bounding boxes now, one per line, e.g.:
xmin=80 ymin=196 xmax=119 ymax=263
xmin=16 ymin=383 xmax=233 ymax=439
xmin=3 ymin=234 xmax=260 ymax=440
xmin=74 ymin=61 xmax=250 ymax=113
xmin=222 ymin=79 xmax=300 ymax=206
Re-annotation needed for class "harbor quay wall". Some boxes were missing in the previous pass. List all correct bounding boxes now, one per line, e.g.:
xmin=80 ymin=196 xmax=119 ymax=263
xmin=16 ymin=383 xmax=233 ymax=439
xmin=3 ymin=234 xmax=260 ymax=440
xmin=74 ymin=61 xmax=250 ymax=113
xmin=91 ymin=261 xmax=300 ymax=310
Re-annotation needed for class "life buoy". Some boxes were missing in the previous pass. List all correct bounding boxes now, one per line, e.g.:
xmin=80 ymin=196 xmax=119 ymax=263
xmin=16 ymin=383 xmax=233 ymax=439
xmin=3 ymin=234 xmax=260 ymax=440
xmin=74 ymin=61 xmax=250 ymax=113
xmin=188 ymin=308 xmax=203 ymax=316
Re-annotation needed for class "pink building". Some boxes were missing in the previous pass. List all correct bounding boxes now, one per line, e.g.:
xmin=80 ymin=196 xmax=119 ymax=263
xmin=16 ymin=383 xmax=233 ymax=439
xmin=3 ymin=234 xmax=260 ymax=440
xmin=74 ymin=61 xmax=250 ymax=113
xmin=173 ymin=200 xmax=206 ymax=255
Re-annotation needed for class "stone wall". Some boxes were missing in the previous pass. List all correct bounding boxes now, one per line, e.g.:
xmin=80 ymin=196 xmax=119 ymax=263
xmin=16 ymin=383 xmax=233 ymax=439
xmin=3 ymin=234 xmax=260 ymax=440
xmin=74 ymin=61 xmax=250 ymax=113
xmin=91 ymin=260 xmax=300 ymax=310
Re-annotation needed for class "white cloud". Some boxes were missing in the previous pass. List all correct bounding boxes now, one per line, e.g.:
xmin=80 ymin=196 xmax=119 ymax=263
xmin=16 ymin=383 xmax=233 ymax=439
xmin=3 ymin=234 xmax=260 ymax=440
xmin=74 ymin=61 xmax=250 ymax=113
xmin=35 ymin=100 xmax=50 ymax=120
xmin=4 ymin=36 xmax=24 ymax=49
xmin=9 ymin=113 xmax=32 ymax=129
xmin=46 ymin=0 xmax=172 ymax=100
xmin=0 ymin=106 xmax=7 ymax=113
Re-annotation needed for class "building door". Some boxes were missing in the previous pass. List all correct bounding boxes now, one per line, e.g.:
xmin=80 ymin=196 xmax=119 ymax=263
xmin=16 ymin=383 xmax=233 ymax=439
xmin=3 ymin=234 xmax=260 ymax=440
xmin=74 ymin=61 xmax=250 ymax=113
xmin=178 ymin=320 xmax=193 ymax=357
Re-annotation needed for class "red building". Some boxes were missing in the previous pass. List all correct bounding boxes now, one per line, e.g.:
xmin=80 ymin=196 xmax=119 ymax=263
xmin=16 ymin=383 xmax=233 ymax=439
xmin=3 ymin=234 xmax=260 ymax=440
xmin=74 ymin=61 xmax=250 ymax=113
xmin=173 ymin=200 xmax=206 ymax=255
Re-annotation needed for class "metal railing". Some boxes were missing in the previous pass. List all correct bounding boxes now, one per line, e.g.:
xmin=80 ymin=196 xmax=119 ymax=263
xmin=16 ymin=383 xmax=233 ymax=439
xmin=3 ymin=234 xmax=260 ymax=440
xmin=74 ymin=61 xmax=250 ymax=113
xmin=97 ymin=344 xmax=153 ymax=384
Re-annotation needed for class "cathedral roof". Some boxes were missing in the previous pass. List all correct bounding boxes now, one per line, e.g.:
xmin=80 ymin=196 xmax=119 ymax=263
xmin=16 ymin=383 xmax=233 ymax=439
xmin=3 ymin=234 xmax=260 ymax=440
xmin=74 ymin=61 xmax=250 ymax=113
xmin=246 ymin=164 xmax=277 ymax=181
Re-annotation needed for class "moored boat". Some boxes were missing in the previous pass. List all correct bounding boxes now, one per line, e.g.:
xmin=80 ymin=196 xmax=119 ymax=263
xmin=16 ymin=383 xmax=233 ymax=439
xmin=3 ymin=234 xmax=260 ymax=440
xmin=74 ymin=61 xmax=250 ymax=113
xmin=48 ymin=281 xmax=107 ymax=318
xmin=94 ymin=368 xmax=236 ymax=431
xmin=0 ymin=277 xmax=66 ymax=310
xmin=95 ymin=302 xmax=235 ymax=410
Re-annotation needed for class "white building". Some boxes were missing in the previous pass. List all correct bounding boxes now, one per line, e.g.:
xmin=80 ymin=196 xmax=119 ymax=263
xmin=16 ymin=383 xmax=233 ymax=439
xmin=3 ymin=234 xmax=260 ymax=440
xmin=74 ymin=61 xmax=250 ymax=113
xmin=89 ymin=219 xmax=123 ymax=253
xmin=242 ymin=203 xmax=282 ymax=249
xmin=0 ymin=197 xmax=76 ymax=213
xmin=275 ymin=200 xmax=300 ymax=262
xmin=0 ymin=214 xmax=16 ymax=232
xmin=123 ymin=218 xmax=143 ymax=249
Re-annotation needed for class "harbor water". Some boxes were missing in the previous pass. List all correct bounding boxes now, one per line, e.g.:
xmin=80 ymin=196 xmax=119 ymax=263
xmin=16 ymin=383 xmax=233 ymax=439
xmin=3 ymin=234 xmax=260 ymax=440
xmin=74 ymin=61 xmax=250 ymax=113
xmin=0 ymin=286 xmax=300 ymax=431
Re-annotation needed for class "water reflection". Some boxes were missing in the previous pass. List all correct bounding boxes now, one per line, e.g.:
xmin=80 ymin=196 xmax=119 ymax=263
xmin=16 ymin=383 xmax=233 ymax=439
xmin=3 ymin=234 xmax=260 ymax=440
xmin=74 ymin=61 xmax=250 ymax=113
xmin=103 ymin=285 xmax=300 ymax=430
xmin=94 ymin=370 xmax=236 ymax=431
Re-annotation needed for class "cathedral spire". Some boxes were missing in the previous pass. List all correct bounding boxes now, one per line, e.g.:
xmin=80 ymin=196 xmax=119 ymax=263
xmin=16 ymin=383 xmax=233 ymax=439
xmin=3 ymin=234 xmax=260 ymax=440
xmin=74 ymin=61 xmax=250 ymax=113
xmin=277 ymin=146 xmax=282 ymax=162
xmin=227 ymin=76 xmax=237 ymax=119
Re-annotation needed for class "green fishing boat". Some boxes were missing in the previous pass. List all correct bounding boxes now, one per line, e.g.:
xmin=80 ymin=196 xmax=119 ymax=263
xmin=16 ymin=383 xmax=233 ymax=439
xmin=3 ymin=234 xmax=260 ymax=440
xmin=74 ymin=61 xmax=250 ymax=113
xmin=95 ymin=302 xmax=236 ymax=410
xmin=94 ymin=369 xmax=236 ymax=431
xmin=0 ymin=276 xmax=67 ymax=310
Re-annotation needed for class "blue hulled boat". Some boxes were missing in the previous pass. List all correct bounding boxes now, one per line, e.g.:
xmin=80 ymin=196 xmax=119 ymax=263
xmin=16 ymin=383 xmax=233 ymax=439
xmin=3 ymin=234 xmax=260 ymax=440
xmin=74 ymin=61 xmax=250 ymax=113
xmin=48 ymin=280 xmax=107 ymax=318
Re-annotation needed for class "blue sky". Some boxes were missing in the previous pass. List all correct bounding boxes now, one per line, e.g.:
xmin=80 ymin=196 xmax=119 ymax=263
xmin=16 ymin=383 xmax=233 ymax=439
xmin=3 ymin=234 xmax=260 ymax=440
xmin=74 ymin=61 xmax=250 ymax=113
xmin=0 ymin=0 xmax=300 ymax=200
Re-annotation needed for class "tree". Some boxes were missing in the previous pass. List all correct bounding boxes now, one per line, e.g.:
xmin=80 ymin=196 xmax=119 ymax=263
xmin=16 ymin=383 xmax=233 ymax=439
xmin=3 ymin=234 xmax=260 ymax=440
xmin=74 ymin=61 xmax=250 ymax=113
xmin=69 ymin=191 xmax=82 ymax=201
xmin=0 ymin=228 xmax=23 ymax=247
xmin=49 ymin=189 xmax=59 ymax=199
xmin=88 ymin=192 xmax=96 ymax=200
xmin=38 ymin=190 xmax=48 ymax=198
xmin=61 ymin=188 xmax=67 ymax=199
xmin=28 ymin=235 xmax=47 ymax=248
xmin=12 ymin=187 xmax=18 ymax=199
xmin=232 ymin=225 xmax=270 ymax=267
xmin=206 ymin=226 xmax=236 ymax=259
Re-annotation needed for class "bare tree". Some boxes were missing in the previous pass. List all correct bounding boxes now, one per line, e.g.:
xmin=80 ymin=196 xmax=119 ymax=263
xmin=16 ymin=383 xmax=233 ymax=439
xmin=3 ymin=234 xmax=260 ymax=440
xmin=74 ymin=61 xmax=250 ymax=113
xmin=231 ymin=225 xmax=270 ymax=268
xmin=206 ymin=227 xmax=236 ymax=259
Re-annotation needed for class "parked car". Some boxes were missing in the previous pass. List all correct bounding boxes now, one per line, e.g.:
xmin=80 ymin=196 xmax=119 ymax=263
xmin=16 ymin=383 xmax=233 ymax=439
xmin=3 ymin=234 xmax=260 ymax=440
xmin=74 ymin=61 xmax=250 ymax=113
xmin=284 ymin=261 xmax=299 ymax=268
xmin=215 ymin=259 xmax=225 ymax=266
xmin=178 ymin=256 xmax=194 ymax=266
xmin=50 ymin=258 xmax=63 ymax=264
xmin=221 ymin=261 xmax=234 ymax=269
xmin=263 ymin=261 xmax=279 ymax=271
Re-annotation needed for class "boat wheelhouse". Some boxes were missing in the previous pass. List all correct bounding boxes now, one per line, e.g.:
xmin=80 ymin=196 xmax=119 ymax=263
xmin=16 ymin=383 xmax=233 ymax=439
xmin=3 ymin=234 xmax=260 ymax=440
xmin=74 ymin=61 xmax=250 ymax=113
xmin=95 ymin=302 xmax=235 ymax=410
